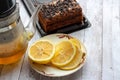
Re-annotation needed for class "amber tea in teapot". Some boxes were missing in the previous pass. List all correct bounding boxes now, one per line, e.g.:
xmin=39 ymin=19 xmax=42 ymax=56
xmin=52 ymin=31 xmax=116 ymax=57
xmin=0 ymin=21 xmax=28 ymax=64
xmin=0 ymin=0 xmax=37 ymax=64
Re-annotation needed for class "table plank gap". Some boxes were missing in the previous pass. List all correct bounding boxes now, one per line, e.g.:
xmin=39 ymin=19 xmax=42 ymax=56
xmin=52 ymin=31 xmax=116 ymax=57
xmin=112 ymin=0 xmax=120 ymax=80
xmin=82 ymin=0 xmax=103 ymax=80
xmin=102 ymin=0 xmax=114 ymax=80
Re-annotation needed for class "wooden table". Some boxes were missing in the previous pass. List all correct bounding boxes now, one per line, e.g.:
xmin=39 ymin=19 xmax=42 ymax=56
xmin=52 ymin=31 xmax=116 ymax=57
xmin=0 ymin=0 xmax=120 ymax=80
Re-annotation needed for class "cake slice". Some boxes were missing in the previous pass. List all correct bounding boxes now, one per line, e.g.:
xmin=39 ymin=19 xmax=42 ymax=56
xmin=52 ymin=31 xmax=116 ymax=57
xmin=38 ymin=0 xmax=83 ymax=33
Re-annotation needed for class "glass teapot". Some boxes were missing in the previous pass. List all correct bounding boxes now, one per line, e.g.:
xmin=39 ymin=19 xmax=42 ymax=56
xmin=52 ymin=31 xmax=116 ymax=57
xmin=0 ymin=0 xmax=41 ymax=64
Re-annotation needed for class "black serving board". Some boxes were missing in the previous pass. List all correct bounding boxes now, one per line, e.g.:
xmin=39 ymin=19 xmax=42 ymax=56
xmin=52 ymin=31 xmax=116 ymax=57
xmin=21 ymin=0 xmax=91 ymax=36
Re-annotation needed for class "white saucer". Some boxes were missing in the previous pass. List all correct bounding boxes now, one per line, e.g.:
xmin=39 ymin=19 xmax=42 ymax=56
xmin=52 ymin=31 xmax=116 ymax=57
xmin=29 ymin=33 xmax=87 ymax=77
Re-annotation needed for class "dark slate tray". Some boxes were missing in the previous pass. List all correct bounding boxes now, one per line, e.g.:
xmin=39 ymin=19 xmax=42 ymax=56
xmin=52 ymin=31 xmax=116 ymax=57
xmin=21 ymin=0 xmax=91 ymax=36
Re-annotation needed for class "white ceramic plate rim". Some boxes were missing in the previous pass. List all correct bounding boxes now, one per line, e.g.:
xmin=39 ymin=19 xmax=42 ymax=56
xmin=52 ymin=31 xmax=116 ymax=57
xmin=29 ymin=53 xmax=86 ymax=77
xmin=29 ymin=33 xmax=87 ymax=77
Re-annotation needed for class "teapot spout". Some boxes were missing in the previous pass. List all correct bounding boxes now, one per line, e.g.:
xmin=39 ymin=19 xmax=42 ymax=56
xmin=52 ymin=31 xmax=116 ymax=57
xmin=25 ymin=4 xmax=42 ymax=40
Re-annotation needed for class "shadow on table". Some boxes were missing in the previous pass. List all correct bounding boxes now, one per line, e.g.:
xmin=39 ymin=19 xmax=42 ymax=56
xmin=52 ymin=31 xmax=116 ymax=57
xmin=39 ymin=67 xmax=83 ymax=80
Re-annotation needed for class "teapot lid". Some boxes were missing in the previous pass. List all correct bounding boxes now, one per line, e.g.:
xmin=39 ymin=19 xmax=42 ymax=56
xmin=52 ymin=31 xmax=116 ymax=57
xmin=0 ymin=0 xmax=16 ymax=18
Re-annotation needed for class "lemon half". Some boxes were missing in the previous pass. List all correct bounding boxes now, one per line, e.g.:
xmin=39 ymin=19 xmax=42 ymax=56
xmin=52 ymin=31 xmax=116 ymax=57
xmin=59 ymin=46 xmax=83 ymax=70
xmin=28 ymin=40 xmax=55 ymax=64
xmin=51 ymin=40 xmax=76 ymax=67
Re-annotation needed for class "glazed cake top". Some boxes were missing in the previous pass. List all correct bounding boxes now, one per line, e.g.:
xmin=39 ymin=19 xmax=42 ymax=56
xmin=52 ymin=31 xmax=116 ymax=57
xmin=40 ymin=0 xmax=82 ymax=18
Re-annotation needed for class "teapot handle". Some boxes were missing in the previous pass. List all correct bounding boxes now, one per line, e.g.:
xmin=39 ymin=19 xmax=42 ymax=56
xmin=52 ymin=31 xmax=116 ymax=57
xmin=25 ymin=4 xmax=42 ymax=40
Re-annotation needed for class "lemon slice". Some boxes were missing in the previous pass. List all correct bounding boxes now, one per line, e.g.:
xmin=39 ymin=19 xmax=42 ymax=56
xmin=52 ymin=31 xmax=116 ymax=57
xmin=28 ymin=40 xmax=55 ymax=64
xmin=59 ymin=46 xmax=83 ymax=70
xmin=51 ymin=40 xmax=76 ymax=67
xmin=69 ymin=38 xmax=81 ymax=49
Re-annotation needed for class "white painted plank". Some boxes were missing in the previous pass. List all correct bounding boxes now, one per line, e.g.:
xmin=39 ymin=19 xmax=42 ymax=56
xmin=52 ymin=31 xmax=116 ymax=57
xmin=102 ymin=0 xmax=114 ymax=80
xmin=81 ymin=0 xmax=103 ymax=80
xmin=112 ymin=0 xmax=120 ymax=80
xmin=77 ymin=0 xmax=87 ymax=14
xmin=0 ymin=60 xmax=23 ymax=80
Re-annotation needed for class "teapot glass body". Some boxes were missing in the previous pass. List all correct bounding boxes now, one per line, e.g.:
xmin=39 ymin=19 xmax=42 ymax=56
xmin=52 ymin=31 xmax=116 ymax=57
xmin=0 ymin=4 xmax=35 ymax=64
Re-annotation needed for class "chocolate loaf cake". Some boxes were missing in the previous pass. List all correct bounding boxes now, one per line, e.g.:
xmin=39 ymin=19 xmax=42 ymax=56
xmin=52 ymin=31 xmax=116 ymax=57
xmin=38 ymin=0 xmax=83 ymax=33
